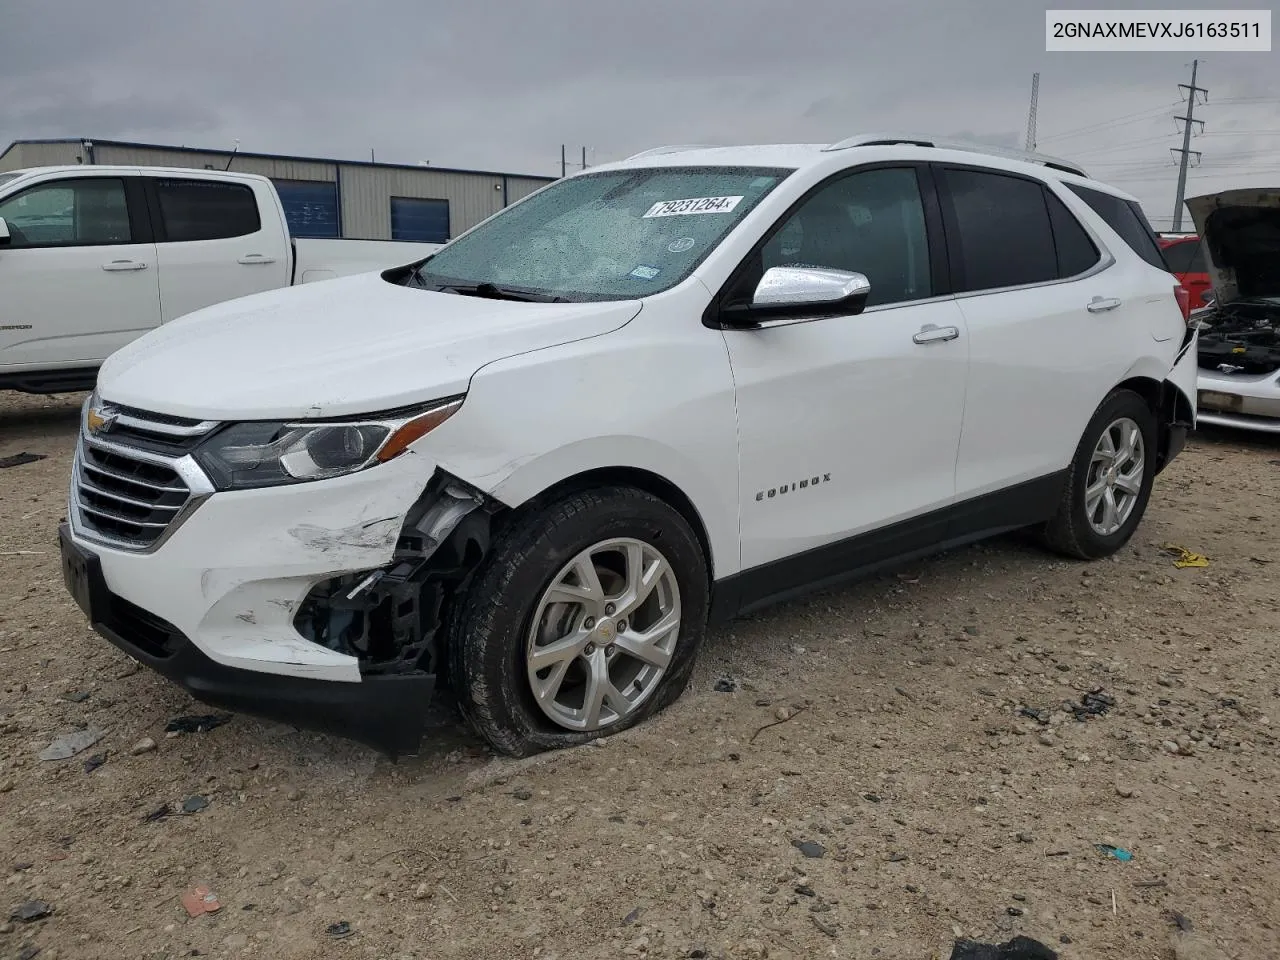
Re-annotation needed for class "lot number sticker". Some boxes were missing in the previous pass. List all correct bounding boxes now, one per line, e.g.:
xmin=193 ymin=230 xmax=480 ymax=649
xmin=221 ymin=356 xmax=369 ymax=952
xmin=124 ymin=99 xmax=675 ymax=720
xmin=642 ymin=196 xmax=744 ymax=218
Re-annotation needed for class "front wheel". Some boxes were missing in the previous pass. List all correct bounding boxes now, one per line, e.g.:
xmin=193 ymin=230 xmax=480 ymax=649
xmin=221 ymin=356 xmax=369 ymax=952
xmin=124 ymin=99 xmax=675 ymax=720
xmin=1042 ymin=389 xmax=1157 ymax=560
xmin=447 ymin=486 xmax=709 ymax=756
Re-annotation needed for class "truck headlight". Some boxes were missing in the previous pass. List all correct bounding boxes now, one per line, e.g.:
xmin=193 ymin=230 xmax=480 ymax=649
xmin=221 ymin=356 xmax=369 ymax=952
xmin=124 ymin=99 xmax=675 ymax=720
xmin=194 ymin=397 xmax=463 ymax=490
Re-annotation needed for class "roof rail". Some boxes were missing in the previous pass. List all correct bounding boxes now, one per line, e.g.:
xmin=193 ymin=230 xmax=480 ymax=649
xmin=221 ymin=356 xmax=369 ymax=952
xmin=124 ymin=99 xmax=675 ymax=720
xmin=624 ymin=144 xmax=718 ymax=161
xmin=822 ymin=133 xmax=1088 ymax=178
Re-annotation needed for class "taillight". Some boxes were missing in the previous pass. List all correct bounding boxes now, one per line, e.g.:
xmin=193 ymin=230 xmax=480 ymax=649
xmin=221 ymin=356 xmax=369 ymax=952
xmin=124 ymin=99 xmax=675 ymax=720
xmin=1174 ymin=284 xmax=1191 ymax=323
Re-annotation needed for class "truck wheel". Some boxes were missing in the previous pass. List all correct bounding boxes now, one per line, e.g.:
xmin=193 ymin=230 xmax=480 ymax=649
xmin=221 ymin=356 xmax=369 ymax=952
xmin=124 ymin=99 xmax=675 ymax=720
xmin=447 ymin=486 xmax=709 ymax=756
xmin=1042 ymin=388 xmax=1157 ymax=560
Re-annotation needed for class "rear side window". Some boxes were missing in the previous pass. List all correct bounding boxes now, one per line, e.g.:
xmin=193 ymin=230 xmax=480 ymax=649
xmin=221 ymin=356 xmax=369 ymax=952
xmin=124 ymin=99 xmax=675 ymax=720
xmin=943 ymin=168 xmax=1057 ymax=292
xmin=1162 ymin=238 xmax=1206 ymax=273
xmin=1065 ymin=183 xmax=1168 ymax=270
xmin=153 ymin=178 xmax=260 ymax=242
xmin=1045 ymin=190 xmax=1100 ymax=277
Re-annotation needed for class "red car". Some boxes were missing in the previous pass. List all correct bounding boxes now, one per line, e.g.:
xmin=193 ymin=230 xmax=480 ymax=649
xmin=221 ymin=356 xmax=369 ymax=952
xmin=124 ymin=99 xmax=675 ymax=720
xmin=1157 ymin=234 xmax=1212 ymax=309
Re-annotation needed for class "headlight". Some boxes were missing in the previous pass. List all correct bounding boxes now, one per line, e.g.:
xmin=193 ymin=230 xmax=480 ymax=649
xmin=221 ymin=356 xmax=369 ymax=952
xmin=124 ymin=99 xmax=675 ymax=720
xmin=194 ymin=397 xmax=463 ymax=491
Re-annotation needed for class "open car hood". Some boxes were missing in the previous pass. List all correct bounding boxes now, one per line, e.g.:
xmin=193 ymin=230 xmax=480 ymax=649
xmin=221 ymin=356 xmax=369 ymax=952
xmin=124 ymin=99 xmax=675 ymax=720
xmin=1185 ymin=188 xmax=1280 ymax=305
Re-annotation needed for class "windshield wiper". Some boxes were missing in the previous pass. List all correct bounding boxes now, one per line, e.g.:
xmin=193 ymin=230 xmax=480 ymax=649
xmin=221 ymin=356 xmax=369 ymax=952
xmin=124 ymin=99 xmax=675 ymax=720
xmin=442 ymin=282 xmax=565 ymax=303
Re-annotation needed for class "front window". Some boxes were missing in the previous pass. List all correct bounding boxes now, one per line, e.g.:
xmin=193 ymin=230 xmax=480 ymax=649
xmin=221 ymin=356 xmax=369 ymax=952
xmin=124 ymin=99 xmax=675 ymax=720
xmin=409 ymin=166 xmax=791 ymax=302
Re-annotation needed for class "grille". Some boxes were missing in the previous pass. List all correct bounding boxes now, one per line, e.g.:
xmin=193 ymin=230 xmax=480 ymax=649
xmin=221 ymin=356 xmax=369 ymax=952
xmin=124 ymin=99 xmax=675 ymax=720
xmin=73 ymin=442 xmax=192 ymax=547
xmin=71 ymin=403 xmax=217 ymax=550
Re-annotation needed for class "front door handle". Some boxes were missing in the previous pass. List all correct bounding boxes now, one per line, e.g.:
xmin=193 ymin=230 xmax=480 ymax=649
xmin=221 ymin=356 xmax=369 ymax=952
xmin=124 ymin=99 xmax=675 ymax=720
xmin=237 ymin=254 xmax=276 ymax=265
xmin=101 ymin=259 xmax=148 ymax=272
xmin=1087 ymin=296 xmax=1122 ymax=313
xmin=913 ymin=324 xmax=960 ymax=344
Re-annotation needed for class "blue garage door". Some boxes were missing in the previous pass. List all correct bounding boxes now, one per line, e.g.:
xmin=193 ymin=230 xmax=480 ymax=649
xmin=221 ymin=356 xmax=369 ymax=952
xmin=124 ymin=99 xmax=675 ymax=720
xmin=272 ymin=179 xmax=340 ymax=239
xmin=390 ymin=197 xmax=450 ymax=243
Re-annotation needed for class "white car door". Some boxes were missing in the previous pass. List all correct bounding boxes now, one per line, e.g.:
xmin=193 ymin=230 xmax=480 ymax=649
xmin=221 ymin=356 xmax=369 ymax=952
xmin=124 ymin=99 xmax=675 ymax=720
xmin=937 ymin=166 xmax=1168 ymax=502
xmin=149 ymin=175 xmax=290 ymax=322
xmin=0 ymin=175 xmax=160 ymax=371
xmin=718 ymin=166 xmax=969 ymax=578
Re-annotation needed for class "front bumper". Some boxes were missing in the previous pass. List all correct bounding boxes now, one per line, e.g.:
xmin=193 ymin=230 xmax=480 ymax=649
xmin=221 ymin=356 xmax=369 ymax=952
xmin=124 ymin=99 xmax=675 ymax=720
xmin=1196 ymin=367 xmax=1280 ymax=433
xmin=59 ymin=524 xmax=434 ymax=755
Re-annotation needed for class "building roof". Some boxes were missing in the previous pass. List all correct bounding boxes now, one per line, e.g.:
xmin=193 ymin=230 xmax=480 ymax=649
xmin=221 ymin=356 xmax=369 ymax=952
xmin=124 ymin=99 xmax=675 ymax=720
xmin=1 ymin=137 xmax=556 ymax=182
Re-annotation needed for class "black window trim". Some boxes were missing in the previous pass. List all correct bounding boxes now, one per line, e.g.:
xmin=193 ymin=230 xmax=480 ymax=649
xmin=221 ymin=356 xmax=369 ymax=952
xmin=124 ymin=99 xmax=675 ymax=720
xmin=142 ymin=175 xmax=262 ymax=244
xmin=702 ymin=160 xmax=953 ymax=330
xmin=0 ymin=174 xmax=152 ymax=250
xmin=931 ymin=163 xmax=1115 ymax=300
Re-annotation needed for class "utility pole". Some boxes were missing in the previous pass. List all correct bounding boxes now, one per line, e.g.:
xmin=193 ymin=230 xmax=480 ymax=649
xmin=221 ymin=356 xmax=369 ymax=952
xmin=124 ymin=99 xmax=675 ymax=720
xmin=561 ymin=144 xmax=567 ymax=178
xmin=1171 ymin=59 xmax=1207 ymax=232
xmin=581 ymin=146 xmax=587 ymax=170
xmin=1024 ymin=73 xmax=1040 ymax=152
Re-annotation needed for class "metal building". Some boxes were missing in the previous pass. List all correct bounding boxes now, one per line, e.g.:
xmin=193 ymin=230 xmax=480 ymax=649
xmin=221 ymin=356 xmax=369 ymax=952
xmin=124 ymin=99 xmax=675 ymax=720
xmin=0 ymin=138 xmax=555 ymax=242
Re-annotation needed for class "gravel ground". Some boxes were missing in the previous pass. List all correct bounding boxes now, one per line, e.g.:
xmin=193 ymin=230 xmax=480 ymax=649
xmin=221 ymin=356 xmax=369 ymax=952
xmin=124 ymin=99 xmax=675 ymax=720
xmin=1 ymin=390 xmax=1277 ymax=960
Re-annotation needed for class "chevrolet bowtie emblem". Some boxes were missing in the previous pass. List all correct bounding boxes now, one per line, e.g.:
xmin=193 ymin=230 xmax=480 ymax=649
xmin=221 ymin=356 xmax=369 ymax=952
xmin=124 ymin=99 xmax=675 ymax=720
xmin=85 ymin=405 xmax=118 ymax=435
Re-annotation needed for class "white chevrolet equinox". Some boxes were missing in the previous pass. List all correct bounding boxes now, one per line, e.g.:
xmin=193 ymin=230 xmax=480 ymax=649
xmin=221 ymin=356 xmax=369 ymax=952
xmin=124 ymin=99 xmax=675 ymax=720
xmin=59 ymin=135 xmax=1199 ymax=757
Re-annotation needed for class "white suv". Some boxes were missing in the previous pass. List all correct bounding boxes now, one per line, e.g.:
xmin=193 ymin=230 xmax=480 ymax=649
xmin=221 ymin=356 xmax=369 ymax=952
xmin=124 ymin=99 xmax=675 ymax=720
xmin=59 ymin=134 xmax=1199 ymax=757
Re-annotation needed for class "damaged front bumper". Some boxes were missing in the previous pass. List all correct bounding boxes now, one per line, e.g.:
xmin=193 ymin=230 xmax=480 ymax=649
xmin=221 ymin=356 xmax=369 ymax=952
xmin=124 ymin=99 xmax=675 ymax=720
xmin=62 ymin=432 xmax=500 ymax=756
xmin=60 ymin=522 xmax=436 ymax=755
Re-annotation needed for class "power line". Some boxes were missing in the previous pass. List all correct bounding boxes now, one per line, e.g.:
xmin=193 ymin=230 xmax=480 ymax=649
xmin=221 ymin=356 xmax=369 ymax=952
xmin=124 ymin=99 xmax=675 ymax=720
xmin=1038 ymin=102 xmax=1181 ymax=143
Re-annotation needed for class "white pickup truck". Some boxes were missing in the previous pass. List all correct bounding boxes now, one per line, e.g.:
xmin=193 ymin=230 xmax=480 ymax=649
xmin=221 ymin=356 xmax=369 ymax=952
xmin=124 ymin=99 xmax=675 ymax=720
xmin=0 ymin=165 xmax=439 ymax=394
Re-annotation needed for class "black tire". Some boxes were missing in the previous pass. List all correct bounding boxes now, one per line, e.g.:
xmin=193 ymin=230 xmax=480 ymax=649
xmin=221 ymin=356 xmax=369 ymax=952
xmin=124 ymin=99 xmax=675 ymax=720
xmin=1043 ymin=388 xmax=1157 ymax=560
xmin=447 ymin=486 xmax=709 ymax=756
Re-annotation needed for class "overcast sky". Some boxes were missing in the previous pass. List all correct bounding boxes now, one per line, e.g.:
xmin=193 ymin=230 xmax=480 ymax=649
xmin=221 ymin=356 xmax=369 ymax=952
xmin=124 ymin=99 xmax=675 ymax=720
xmin=2 ymin=0 xmax=1276 ymax=227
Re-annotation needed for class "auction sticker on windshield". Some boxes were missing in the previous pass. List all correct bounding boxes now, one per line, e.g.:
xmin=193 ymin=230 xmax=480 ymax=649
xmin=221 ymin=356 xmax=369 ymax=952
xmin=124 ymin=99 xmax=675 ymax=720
xmin=642 ymin=196 xmax=744 ymax=218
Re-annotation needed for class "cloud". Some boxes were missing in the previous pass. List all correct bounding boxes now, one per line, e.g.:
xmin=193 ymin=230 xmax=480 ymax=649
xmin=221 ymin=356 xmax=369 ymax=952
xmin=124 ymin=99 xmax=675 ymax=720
xmin=1 ymin=0 xmax=1276 ymax=219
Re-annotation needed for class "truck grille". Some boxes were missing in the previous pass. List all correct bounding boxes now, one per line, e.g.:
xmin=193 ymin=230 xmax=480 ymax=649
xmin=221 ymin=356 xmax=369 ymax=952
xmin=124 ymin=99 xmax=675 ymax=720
xmin=70 ymin=403 xmax=217 ymax=551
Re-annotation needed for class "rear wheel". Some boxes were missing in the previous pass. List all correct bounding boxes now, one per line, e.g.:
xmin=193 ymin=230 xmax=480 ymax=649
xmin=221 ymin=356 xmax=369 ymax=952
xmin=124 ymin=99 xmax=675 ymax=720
xmin=1043 ymin=389 xmax=1157 ymax=560
xmin=447 ymin=486 xmax=708 ymax=756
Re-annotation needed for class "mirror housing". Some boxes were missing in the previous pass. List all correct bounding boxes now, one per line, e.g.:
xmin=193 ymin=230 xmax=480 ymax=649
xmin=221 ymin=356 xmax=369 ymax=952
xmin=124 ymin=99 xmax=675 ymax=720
xmin=0 ymin=217 xmax=10 ymax=246
xmin=721 ymin=266 xmax=871 ymax=327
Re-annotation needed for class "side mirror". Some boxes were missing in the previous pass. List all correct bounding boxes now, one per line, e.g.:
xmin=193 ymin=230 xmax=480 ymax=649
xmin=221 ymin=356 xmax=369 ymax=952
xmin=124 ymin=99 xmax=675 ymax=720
xmin=721 ymin=266 xmax=871 ymax=327
xmin=0 ymin=217 xmax=10 ymax=246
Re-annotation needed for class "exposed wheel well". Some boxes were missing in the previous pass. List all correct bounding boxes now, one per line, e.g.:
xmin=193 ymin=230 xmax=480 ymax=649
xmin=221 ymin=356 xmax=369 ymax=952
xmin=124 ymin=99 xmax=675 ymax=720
xmin=1113 ymin=375 xmax=1192 ymax=472
xmin=514 ymin=467 xmax=716 ymax=579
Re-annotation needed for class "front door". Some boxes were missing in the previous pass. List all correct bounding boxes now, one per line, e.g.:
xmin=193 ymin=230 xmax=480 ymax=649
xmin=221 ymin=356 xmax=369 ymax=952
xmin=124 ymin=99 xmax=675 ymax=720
xmin=0 ymin=175 xmax=160 ymax=370
xmin=720 ymin=166 xmax=969 ymax=575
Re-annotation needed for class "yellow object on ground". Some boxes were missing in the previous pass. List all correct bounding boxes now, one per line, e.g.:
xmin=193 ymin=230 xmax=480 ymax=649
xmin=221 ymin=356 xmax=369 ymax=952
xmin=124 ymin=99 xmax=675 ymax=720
xmin=1162 ymin=543 xmax=1210 ymax=568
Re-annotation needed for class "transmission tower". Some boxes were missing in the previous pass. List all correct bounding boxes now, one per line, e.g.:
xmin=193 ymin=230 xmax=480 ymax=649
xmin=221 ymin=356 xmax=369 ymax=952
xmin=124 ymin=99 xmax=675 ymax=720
xmin=1024 ymin=73 xmax=1040 ymax=152
xmin=1171 ymin=60 xmax=1207 ymax=232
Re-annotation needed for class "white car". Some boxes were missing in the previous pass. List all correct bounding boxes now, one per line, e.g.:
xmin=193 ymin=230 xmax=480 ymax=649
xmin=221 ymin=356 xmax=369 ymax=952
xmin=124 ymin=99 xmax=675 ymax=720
xmin=58 ymin=134 xmax=1199 ymax=757
xmin=0 ymin=166 xmax=438 ymax=394
xmin=1184 ymin=188 xmax=1280 ymax=433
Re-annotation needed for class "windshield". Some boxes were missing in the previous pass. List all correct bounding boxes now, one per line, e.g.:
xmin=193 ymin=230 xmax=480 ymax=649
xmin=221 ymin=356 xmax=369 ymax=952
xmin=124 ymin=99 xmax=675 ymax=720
xmin=411 ymin=166 xmax=791 ymax=302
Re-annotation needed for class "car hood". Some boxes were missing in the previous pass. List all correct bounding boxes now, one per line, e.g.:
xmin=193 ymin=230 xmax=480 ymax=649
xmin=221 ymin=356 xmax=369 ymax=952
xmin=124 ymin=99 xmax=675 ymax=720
xmin=1185 ymin=188 xmax=1280 ymax=305
xmin=97 ymin=272 xmax=641 ymax=420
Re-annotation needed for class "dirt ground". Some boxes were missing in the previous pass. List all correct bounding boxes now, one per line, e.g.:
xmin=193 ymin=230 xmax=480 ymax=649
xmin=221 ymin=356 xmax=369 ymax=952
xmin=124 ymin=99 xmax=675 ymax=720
xmin=1 ymin=390 xmax=1277 ymax=960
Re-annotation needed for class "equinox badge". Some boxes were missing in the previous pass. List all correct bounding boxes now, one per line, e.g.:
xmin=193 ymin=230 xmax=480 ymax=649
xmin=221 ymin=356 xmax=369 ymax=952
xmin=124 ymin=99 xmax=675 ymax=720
xmin=756 ymin=473 xmax=832 ymax=501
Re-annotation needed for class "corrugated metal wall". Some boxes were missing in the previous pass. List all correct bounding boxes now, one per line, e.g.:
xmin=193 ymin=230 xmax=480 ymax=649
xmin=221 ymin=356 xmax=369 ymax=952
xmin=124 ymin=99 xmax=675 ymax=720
xmin=1 ymin=141 xmax=556 ymax=238
xmin=0 ymin=141 xmax=83 ymax=171
xmin=507 ymin=176 xmax=551 ymax=204
xmin=94 ymin=145 xmax=335 ymax=182
xmin=339 ymin=164 xmax=508 ymax=240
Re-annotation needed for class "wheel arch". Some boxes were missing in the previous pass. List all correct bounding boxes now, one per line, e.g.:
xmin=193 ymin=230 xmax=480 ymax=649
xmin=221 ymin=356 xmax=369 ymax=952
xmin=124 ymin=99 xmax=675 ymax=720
xmin=503 ymin=464 xmax=719 ymax=581
xmin=1110 ymin=370 xmax=1192 ymax=473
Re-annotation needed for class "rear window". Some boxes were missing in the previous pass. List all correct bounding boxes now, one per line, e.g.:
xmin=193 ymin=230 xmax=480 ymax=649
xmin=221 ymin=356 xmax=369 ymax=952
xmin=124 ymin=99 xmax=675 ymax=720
xmin=1045 ymin=190 xmax=1101 ymax=277
xmin=153 ymin=178 xmax=261 ymax=242
xmin=1065 ymin=183 xmax=1169 ymax=270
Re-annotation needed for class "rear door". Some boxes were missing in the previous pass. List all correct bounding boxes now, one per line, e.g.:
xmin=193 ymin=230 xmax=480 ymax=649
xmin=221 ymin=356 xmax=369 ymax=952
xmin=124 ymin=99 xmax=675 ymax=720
xmin=0 ymin=174 xmax=160 ymax=370
xmin=147 ymin=175 xmax=290 ymax=322
xmin=937 ymin=165 xmax=1150 ymax=501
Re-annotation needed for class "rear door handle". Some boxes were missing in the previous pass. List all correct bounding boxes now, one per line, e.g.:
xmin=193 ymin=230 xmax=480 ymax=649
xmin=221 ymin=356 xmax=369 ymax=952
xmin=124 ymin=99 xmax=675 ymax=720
xmin=913 ymin=324 xmax=960 ymax=344
xmin=1087 ymin=296 xmax=1122 ymax=313
xmin=237 ymin=254 xmax=276 ymax=265
xmin=101 ymin=259 xmax=147 ymax=272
